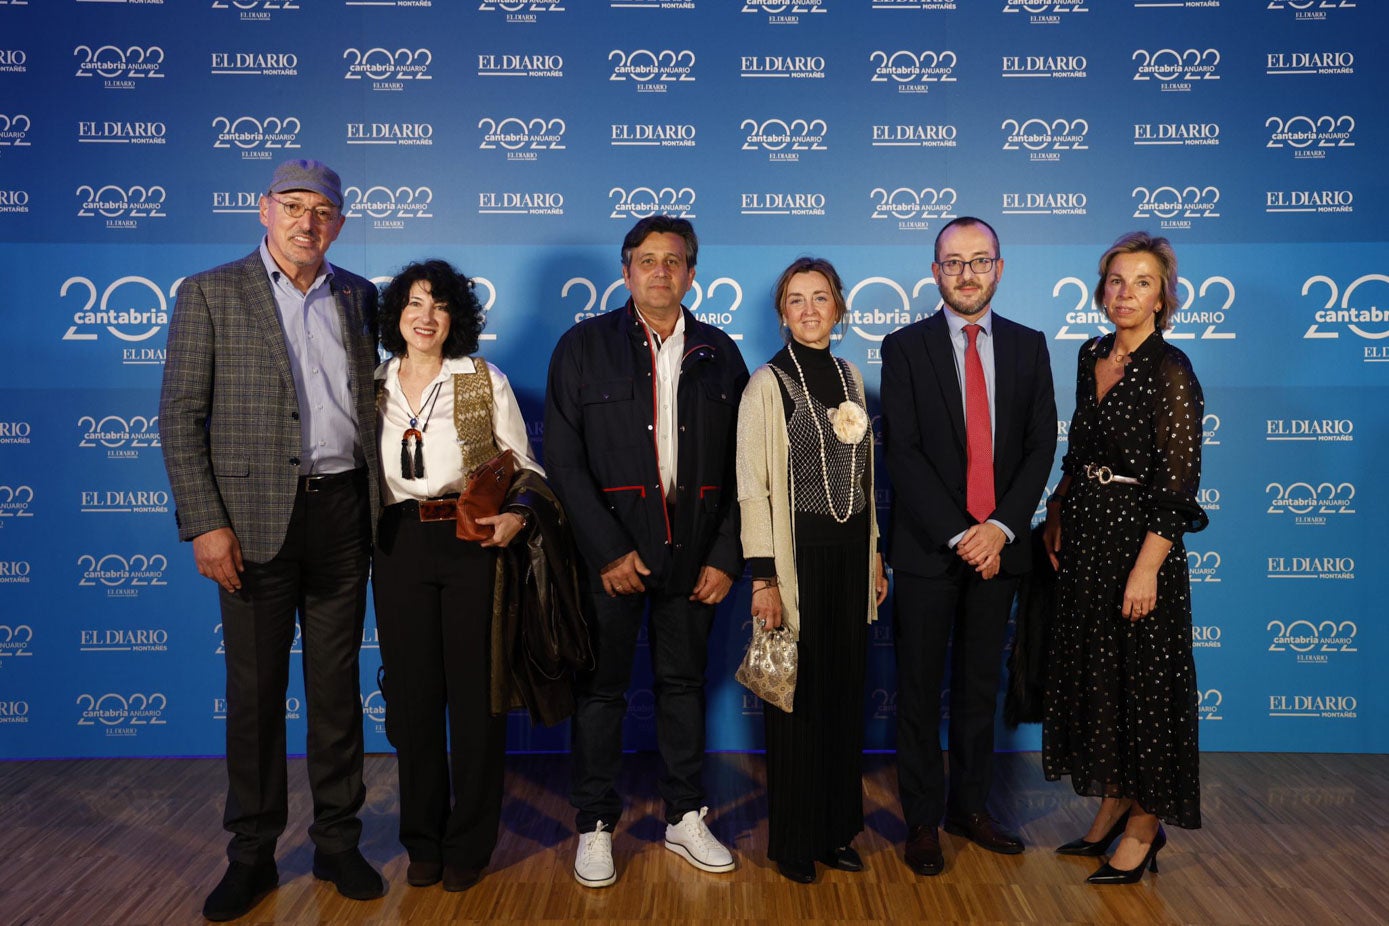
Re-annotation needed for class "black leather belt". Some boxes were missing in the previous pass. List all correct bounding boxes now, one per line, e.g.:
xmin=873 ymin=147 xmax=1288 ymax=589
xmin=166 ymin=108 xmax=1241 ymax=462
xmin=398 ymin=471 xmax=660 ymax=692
xmin=298 ymin=468 xmax=365 ymax=493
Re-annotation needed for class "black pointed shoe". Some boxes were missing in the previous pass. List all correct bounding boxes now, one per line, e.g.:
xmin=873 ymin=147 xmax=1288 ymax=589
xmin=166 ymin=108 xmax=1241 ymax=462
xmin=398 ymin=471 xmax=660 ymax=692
xmin=1087 ymin=827 xmax=1166 ymax=885
xmin=1057 ymin=810 xmax=1132 ymax=857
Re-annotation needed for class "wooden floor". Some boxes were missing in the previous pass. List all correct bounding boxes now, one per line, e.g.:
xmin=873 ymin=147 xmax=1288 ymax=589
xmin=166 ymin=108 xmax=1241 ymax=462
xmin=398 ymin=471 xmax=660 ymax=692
xmin=2 ymin=751 xmax=1386 ymax=926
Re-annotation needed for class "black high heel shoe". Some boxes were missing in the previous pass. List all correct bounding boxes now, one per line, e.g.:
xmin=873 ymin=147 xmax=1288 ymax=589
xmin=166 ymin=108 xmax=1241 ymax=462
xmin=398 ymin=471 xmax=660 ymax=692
xmin=1056 ymin=809 xmax=1131 ymax=857
xmin=1086 ymin=827 xmax=1166 ymax=885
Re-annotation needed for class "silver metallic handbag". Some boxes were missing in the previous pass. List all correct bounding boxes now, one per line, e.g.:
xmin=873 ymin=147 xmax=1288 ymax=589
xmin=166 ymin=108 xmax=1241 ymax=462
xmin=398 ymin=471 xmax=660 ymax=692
xmin=735 ymin=628 xmax=797 ymax=713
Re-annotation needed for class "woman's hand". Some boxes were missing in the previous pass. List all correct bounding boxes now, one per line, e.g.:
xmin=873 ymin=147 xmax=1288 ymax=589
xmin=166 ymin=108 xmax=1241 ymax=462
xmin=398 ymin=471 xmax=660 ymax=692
xmin=1121 ymin=531 xmax=1173 ymax=620
xmin=1042 ymin=476 xmax=1071 ymax=571
xmin=874 ymin=552 xmax=889 ymax=606
xmin=750 ymin=584 xmax=783 ymax=631
xmin=1043 ymin=505 xmax=1062 ymax=571
xmin=1121 ymin=564 xmax=1159 ymax=621
xmin=477 ymin=511 xmax=526 ymax=548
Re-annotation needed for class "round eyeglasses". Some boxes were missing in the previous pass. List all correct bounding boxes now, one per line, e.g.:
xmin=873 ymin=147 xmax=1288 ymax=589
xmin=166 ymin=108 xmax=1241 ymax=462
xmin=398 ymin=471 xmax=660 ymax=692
xmin=268 ymin=194 xmax=340 ymax=224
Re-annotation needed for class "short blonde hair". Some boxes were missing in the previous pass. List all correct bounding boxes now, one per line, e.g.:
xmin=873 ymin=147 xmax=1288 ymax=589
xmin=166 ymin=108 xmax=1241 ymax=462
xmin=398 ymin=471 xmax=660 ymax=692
xmin=1094 ymin=231 xmax=1179 ymax=331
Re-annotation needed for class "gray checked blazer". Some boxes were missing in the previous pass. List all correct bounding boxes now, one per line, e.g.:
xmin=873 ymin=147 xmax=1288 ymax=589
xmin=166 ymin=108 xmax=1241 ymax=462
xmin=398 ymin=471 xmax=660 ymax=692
xmin=159 ymin=249 xmax=381 ymax=563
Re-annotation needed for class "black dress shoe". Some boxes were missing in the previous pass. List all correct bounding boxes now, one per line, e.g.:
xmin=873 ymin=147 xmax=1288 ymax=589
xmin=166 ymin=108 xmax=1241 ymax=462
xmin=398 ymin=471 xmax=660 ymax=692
xmin=943 ymin=812 xmax=1025 ymax=855
xmin=776 ymin=858 xmax=815 ymax=884
xmin=312 ymin=847 xmax=386 ymax=900
xmin=406 ymin=860 xmax=443 ymax=887
xmin=904 ymin=824 xmax=944 ymax=876
xmin=1057 ymin=810 xmax=1131 ymax=857
xmin=1087 ymin=827 xmax=1166 ymax=885
xmin=442 ymin=865 xmax=482 ymax=892
xmin=819 ymin=845 xmax=863 ymax=872
xmin=203 ymin=859 xmax=278 ymax=922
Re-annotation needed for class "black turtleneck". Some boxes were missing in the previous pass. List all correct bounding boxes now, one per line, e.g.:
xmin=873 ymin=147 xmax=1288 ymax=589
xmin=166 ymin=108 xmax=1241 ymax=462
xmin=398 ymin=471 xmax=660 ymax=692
xmin=771 ymin=340 xmax=846 ymax=415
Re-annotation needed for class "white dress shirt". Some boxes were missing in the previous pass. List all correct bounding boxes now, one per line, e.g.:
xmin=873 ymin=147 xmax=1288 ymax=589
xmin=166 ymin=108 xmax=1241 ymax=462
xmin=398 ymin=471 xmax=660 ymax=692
xmin=635 ymin=308 xmax=685 ymax=499
xmin=375 ymin=355 xmax=544 ymax=506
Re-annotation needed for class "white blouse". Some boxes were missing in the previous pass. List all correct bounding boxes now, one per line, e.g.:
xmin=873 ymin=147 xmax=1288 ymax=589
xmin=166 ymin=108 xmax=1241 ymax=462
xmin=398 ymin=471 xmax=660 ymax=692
xmin=375 ymin=355 xmax=544 ymax=506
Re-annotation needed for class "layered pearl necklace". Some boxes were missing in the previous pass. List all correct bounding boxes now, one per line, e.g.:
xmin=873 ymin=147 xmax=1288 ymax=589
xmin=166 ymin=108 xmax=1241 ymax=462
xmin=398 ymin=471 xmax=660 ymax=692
xmin=786 ymin=341 xmax=858 ymax=525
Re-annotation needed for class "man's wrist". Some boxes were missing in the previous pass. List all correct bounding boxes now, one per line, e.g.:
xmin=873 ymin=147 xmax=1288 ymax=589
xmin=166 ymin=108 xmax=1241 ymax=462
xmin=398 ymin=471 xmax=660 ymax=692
xmin=601 ymin=552 xmax=632 ymax=574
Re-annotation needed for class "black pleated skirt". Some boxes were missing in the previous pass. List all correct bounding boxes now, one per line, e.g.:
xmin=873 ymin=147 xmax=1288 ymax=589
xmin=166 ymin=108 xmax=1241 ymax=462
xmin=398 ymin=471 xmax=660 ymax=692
xmin=763 ymin=538 xmax=870 ymax=864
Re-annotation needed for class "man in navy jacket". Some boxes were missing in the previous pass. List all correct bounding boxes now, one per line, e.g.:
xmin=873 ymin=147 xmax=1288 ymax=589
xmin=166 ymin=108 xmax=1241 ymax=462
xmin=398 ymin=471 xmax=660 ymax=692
xmin=544 ymin=215 xmax=748 ymax=888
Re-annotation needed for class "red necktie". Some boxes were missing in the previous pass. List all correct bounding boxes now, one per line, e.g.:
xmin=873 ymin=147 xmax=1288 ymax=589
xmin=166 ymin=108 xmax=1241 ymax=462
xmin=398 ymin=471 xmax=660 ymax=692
xmin=964 ymin=324 xmax=995 ymax=523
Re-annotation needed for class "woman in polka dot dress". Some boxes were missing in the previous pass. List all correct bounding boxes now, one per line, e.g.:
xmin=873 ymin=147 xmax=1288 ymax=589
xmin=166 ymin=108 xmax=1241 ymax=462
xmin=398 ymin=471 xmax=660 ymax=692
xmin=1041 ymin=232 xmax=1209 ymax=885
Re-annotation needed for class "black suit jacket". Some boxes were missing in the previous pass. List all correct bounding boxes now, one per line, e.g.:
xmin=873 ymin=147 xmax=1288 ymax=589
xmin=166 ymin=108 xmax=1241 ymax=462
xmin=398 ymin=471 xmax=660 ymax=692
xmin=880 ymin=309 xmax=1056 ymax=578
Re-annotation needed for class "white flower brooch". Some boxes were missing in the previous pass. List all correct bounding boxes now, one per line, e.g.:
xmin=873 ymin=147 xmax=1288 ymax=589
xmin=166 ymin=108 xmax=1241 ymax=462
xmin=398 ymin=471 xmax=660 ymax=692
xmin=828 ymin=400 xmax=868 ymax=444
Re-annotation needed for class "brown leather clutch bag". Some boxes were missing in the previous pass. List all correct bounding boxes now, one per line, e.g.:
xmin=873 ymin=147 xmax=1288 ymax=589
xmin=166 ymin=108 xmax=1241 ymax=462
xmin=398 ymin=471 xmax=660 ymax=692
xmin=455 ymin=449 xmax=517 ymax=541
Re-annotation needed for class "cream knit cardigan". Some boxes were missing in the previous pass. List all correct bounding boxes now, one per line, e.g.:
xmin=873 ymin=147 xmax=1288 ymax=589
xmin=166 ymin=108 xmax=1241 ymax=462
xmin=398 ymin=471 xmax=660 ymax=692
xmin=736 ymin=361 xmax=881 ymax=640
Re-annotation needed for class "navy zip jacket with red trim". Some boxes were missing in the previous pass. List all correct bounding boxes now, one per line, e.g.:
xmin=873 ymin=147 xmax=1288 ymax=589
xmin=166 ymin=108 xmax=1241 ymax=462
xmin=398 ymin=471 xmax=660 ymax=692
xmin=544 ymin=300 xmax=749 ymax=594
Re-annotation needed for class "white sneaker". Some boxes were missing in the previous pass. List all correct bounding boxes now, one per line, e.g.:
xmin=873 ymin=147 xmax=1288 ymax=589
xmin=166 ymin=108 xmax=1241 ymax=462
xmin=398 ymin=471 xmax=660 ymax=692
xmin=664 ymin=807 xmax=735 ymax=873
xmin=573 ymin=821 xmax=616 ymax=888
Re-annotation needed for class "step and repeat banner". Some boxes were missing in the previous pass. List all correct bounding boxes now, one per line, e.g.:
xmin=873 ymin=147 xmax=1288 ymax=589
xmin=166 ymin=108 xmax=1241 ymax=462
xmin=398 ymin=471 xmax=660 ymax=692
xmin=1 ymin=1 xmax=1384 ymax=760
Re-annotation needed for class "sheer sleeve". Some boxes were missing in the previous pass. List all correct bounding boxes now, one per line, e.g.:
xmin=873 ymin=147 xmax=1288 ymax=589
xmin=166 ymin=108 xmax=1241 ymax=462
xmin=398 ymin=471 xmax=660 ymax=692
xmin=1143 ymin=348 xmax=1208 ymax=539
xmin=1058 ymin=337 xmax=1101 ymax=481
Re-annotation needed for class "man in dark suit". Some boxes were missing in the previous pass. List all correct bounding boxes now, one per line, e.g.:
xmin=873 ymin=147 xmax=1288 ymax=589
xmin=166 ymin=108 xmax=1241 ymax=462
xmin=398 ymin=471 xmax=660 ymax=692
xmin=160 ymin=160 xmax=385 ymax=921
xmin=880 ymin=216 xmax=1057 ymax=876
xmin=545 ymin=216 xmax=747 ymax=888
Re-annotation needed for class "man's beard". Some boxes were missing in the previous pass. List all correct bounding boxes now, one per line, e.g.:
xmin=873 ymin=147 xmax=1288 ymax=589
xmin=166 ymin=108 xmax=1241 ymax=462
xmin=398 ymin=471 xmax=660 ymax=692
xmin=942 ymin=277 xmax=998 ymax=317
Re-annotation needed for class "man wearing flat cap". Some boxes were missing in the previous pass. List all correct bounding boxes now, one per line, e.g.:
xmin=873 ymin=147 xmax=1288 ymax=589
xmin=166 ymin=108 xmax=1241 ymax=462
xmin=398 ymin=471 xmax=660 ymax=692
xmin=161 ymin=159 xmax=385 ymax=920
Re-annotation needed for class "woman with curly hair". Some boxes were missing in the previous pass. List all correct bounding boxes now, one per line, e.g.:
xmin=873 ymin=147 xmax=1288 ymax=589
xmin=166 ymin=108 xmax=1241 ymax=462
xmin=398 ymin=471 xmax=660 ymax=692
xmin=372 ymin=259 xmax=543 ymax=892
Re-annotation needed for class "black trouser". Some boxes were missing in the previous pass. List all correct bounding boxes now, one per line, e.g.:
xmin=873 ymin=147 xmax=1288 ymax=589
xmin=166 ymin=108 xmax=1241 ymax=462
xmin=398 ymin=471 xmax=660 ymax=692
xmin=570 ymin=580 xmax=715 ymax=831
xmin=893 ymin=566 xmax=1019 ymax=830
xmin=218 ymin=471 xmax=371 ymax=864
xmin=372 ymin=505 xmax=505 ymax=870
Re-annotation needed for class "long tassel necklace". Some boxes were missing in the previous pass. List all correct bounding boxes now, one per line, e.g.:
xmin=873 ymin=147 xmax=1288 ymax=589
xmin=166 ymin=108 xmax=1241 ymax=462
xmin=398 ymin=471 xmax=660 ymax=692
xmin=398 ymin=374 xmax=444 ymax=480
xmin=786 ymin=342 xmax=857 ymax=524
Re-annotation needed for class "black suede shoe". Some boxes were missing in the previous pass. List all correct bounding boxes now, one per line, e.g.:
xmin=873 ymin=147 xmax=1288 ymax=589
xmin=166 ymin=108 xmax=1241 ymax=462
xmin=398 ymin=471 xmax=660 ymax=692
xmin=819 ymin=845 xmax=864 ymax=872
xmin=406 ymin=860 xmax=443 ymax=887
xmin=775 ymin=858 xmax=815 ymax=884
xmin=312 ymin=847 xmax=386 ymax=901
xmin=203 ymin=859 xmax=278 ymax=922
xmin=442 ymin=864 xmax=482 ymax=892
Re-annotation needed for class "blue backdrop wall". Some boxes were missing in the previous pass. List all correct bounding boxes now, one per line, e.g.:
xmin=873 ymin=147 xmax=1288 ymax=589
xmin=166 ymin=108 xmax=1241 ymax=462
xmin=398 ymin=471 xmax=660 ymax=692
xmin=1 ymin=0 xmax=1384 ymax=759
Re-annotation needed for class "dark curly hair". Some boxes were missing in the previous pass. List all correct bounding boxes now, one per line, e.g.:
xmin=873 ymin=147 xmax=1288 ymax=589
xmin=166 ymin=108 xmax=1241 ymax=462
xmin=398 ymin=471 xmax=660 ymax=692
xmin=379 ymin=259 xmax=485 ymax=359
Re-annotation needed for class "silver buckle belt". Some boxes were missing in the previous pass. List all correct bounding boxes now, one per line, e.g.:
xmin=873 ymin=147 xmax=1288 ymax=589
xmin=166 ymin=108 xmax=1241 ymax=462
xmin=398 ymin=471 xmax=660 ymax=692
xmin=1083 ymin=464 xmax=1141 ymax=486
